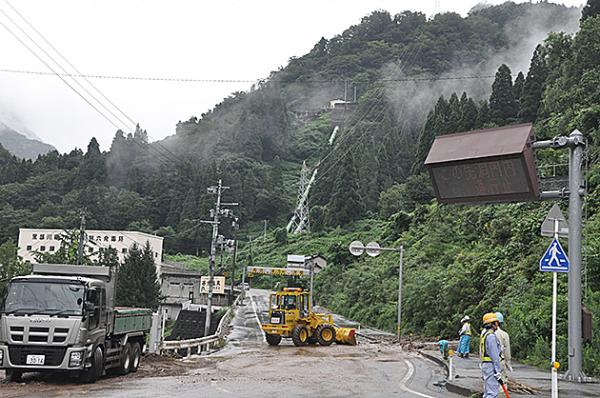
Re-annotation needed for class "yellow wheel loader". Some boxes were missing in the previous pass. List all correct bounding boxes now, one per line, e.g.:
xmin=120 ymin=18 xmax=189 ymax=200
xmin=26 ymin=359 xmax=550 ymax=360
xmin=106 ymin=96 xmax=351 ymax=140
xmin=261 ymin=287 xmax=356 ymax=347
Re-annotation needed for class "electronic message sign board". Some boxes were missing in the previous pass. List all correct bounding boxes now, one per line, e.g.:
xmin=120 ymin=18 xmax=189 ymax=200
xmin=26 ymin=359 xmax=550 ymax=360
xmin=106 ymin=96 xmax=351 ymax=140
xmin=425 ymin=123 xmax=539 ymax=204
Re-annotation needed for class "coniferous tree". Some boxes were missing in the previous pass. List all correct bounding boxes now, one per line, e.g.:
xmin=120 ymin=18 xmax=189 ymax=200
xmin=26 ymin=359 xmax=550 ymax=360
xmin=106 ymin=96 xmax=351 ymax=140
xmin=581 ymin=0 xmax=600 ymax=22
xmin=477 ymin=100 xmax=491 ymax=127
xmin=96 ymin=247 xmax=120 ymax=268
xmin=489 ymin=64 xmax=518 ymax=125
xmin=116 ymin=242 xmax=161 ymax=310
xmin=326 ymin=153 xmax=364 ymax=227
xmin=513 ymin=71 xmax=525 ymax=107
xmin=179 ymin=188 xmax=197 ymax=223
xmin=412 ymin=96 xmax=449 ymax=174
xmin=519 ymin=45 xmax=548 ymax=122
xmin=0 ymin=241 xmax=29 ymax=307
xmin=77 ymin=138 xmax=106 ymax=187
xmin=446 ymin=93 xmax=462 ymax=133
xmin=459 ymin=94 xmax=479 ymax=131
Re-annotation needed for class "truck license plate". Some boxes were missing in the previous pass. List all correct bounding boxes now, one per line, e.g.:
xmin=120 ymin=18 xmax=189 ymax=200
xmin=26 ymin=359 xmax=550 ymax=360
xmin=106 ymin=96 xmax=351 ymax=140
xmin=26 ymin=355 xmax=45 ymax=365
xmin=270 ymin=317 xmax=280 ymax=324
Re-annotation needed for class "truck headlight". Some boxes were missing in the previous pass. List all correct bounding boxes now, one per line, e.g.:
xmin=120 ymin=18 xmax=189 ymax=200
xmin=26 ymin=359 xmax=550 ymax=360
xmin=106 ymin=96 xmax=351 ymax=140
xmin=0 ymin=348 xmax=4 ymax=366
xmin=69 ymin=351 xmax=83 ymax=367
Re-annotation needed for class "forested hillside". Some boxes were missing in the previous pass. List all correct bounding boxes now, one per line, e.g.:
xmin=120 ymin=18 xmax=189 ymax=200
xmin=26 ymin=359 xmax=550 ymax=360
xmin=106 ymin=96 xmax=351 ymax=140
xmin=0 ymin=124 xmax=55 ymax=160
xmin=3 ymin=0 xmax=600 ymax=375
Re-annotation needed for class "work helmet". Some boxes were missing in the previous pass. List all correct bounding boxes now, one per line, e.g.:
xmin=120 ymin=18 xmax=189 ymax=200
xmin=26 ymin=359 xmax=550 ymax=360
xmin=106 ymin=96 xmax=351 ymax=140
xmin=495 ymin=312 xmax=504 ymax=323
xmin=461 ymin=315 xmax=470 ymax=323
xmin=482 ymin=312 xmax=498 ymax=325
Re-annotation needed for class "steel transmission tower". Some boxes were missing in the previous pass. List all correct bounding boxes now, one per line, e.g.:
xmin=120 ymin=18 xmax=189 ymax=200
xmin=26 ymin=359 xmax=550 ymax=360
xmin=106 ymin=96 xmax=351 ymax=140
xmin=287 ymin=161 xmax=315 ymax=234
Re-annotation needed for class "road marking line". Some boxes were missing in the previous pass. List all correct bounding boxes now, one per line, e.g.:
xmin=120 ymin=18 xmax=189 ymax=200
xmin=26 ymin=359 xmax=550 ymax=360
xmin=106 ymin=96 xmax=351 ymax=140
xmin=400 ymin=358 xmax=438 ymax=398
xmin=248 ymin=291 xmax=266 ymax=342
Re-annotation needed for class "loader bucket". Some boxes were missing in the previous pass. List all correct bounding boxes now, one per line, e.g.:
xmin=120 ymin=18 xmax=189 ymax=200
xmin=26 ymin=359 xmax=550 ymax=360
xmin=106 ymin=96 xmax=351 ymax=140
xmin=335 ymin=327 xmax=357 ymax=345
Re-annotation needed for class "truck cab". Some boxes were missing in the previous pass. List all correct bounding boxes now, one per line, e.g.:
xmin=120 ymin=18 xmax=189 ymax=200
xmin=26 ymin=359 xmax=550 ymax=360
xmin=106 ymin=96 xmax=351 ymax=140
xmin=0 ymin=264 xmax=151 ymax=383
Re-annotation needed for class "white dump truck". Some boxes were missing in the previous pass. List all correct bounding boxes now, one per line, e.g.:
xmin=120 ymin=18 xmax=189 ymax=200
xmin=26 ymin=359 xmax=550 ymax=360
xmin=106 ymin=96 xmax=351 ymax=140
xmin=0 ymin=264 xmax=152 ymax=383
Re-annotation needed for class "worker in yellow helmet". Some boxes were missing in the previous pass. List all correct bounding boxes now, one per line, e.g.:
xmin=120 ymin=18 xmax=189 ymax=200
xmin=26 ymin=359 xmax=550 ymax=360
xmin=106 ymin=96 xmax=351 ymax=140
xmin=495 ymin=312 xmax=513 ymax=388
xmin=480 ymin=312 xmax=503 ymax=398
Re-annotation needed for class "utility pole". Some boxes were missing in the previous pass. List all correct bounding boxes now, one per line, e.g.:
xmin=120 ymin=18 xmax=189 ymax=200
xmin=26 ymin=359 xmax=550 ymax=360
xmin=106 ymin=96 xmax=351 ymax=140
xmin=344 ymin=80 xmax=348 ymax=102
xmin=229 ymin=239 xmax=238 ymax=304
xmin=202 ymin=179 xmax=237 ymax=337
xmin=204 ymin=179 xmax=224 ymax=337
xmin=229 ymin=217 xmax=239 ymax=304
xmin=218 ymin=236 xmax=225 ymax=273
xmin=77 ymin=208 xmax=86 ymax=265
xmin=263 ymin=220 xmax=267 ymax=239
xmin=397 ymin=246 xmax=404 ymax=342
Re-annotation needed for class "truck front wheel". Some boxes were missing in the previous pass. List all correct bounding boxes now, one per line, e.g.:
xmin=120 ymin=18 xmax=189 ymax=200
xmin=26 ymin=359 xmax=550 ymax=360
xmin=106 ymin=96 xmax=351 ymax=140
xmin=5 ymin=369 xmax=23 ymax=382
xmin=130 ymin=342 xmax=141 ymax=373
xmin=79 ymin=346 xmax=104 ymax=383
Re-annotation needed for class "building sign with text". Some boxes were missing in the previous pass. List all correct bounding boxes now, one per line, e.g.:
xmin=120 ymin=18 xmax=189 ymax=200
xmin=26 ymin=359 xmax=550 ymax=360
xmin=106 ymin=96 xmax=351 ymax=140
xmin=200 ymin=276 xmax=226 ymax=295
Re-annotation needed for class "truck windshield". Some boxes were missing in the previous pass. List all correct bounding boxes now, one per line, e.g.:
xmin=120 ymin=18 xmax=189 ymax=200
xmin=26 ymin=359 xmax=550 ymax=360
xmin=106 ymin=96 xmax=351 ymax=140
xmin=2 ymin=280 xmax=85 ymax=316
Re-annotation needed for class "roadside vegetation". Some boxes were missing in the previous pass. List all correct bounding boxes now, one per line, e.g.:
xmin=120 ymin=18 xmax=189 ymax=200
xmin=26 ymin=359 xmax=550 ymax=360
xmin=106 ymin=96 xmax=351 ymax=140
xmin=1 ymin=0 xmax=600 ymax=376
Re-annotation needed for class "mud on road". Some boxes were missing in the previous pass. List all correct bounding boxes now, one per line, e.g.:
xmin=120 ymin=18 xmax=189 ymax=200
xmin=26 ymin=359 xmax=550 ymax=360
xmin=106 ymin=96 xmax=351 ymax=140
xmin=0 ymin=340 xmax=430 ymax=398
xmin=0 ymin=354 xmax=218 ymax=398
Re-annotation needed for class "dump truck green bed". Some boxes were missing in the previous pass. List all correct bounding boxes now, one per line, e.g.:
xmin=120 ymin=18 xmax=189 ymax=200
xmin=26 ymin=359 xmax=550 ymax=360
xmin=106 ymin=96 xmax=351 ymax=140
xmin=113 ymin=307 xmax=152 ymax=335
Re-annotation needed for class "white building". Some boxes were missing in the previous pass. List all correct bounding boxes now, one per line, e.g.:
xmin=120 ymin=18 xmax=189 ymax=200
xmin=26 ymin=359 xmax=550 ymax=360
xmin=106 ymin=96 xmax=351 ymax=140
xmin=17 ymin=228 xmax=164 ymax=274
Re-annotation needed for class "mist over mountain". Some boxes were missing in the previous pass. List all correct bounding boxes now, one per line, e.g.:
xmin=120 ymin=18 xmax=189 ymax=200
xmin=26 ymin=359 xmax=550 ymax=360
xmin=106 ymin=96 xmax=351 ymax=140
xmin=3 ymin=0 xmax=600 ymax=376
xmin=0 ymin=122 xmax=56 ymax=160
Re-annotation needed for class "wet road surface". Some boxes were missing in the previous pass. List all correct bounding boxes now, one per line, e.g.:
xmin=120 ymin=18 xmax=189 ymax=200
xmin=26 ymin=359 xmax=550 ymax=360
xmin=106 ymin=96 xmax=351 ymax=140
xmin=1 ymin=289 xmax=460 ymax=397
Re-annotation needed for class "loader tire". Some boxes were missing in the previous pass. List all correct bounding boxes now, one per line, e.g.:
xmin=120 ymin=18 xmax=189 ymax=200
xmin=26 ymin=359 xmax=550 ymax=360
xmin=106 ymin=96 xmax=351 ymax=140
xmin=316 ymin=325 xmax=335 ymax=346
xmin=291 ymin=325 xmax=309 ymax=347
xmin=265 ymin=333 xmax=282 ymax=346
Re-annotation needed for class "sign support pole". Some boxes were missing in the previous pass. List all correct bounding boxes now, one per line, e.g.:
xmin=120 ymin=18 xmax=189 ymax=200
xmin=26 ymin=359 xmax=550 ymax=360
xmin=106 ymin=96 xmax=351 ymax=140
xmin=397 ymin=246 xmax=404 ymax=342
xmin=551 ymin=218 xmax=558 ymax=398
xmin=566 ymin=130 xmax=585 ymax=381
xmin=309 ymin=261 xmax=314 ymax=309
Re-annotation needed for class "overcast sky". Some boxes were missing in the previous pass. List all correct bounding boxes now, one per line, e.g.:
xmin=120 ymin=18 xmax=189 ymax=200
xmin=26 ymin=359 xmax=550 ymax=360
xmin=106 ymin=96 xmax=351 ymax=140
xmin=0 ymin=0 xmax=585 ymax=152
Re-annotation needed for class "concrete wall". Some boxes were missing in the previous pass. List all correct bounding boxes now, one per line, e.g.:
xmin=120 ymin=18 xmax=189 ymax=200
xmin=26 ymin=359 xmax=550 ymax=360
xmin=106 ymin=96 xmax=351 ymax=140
xmin=161 ymin=274 xmax=201 ymax=302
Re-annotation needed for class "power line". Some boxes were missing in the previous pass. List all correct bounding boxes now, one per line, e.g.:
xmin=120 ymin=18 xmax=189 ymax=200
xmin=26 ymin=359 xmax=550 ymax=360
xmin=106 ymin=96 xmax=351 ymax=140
xmin=0 ymin=10 xmax=177 ymax=167
xmin=5 ymin=0 xmax=137 ymax=130
xmin=0 ymin=2 xmax=183 ymax=167
xmin=0 ymin=6 xmax=135 ymax=132
xmin=0 ymin=67 xmax=502 ymax=84
xmin=313 ymin=42 xmax=423 ymax=185
xmin=0 ymin=19 xmax=125 ymax=133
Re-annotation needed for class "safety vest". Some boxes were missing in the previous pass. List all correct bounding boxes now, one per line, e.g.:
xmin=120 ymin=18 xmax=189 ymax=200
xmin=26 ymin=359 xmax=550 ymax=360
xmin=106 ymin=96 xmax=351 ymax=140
xmin=464 ymin=323 xmax=472 ymax=336
xmin=480 ymin=329 xmax=493 ymax=362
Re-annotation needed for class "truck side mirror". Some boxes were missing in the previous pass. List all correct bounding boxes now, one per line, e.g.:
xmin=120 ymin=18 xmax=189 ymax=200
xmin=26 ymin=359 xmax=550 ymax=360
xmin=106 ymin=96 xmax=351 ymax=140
xmin=84 ymin=301 xmax=95 ymax=313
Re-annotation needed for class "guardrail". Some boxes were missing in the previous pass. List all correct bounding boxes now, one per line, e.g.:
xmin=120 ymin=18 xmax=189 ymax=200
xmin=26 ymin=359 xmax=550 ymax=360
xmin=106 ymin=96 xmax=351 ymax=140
xmin=159 ymin=294 xmax=240 ymax=358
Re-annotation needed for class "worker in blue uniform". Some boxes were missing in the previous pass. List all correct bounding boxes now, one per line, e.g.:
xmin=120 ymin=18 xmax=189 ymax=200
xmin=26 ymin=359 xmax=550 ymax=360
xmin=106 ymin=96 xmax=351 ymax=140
xmin=458 ymin=315 xmax=472 ymax=358
xmin=480 ymin=312 xmax=504 ymax=398
xmin=438 ymin=337 xmax=449 ymax=360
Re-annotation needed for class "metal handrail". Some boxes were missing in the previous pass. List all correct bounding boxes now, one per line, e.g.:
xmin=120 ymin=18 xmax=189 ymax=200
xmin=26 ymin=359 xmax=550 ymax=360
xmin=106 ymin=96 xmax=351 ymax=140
xmin=159 ymin=294 xmax=240 ymax=356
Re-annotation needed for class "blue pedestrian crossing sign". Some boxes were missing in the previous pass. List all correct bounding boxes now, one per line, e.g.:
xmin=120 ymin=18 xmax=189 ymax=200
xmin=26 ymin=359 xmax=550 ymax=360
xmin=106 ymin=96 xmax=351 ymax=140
xmin=540 ymin=238 xmax=569 ymax=272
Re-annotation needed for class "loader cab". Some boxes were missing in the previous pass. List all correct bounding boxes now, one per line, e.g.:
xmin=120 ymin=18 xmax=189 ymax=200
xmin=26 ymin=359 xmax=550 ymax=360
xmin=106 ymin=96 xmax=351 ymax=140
xmin=269 ymin=288 xmax=311 ymax=324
